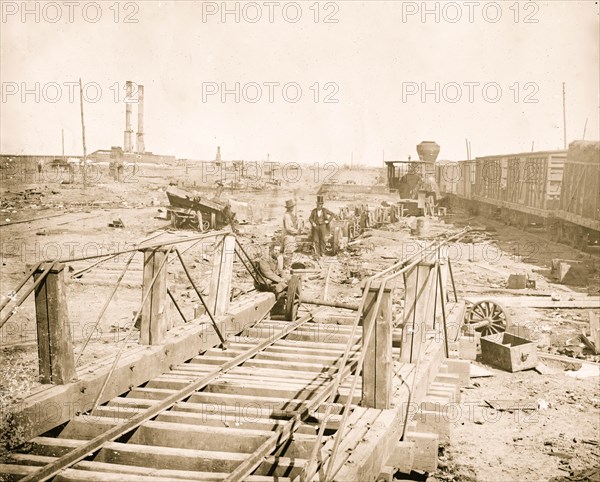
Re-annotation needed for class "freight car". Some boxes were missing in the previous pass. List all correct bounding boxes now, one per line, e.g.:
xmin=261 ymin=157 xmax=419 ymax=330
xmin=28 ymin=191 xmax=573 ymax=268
xmin=552 ymin=141 xmax=600 ymax=248
xmin=472 ymin=149 xmax=566 ymax=227
xmin=436 ymin=141 xmax=599 ymax=251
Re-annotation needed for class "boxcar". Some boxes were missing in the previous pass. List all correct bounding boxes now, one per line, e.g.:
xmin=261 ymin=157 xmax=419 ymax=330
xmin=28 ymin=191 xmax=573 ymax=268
xmin=472 ymin=150 xmax=566 ymax=226
xmin=553 ymin=141 xmax=600 ymax=247
xmin=435 ymin=161 xmax=459 ymax=196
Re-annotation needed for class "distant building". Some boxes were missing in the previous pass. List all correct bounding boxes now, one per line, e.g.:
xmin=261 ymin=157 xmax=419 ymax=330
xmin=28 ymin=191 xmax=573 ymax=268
xmin=88 ymin=149 xmax=176 ymax=165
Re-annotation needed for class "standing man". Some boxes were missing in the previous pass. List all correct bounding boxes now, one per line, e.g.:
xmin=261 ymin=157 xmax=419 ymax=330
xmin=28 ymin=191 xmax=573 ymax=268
xmin=309 ymin=196 xmax=335 ymax=257
xmin=282 ymin=199 xmax=300 ymax=268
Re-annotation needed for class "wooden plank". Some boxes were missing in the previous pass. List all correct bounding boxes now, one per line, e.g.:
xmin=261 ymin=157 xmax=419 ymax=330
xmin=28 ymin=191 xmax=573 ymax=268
xmin=59 ymin=416 xmax=122 ymax=440
xmin=140 ymin=248 xmax=170 ymax=345
xmin=229 ymin=341 xmax=352 ymax=357
xmin=190 ymin=356 xmax=330 ymax=373
xmin=7 ymin=454 xmax=55 ymax=466
xmin=203 ymin=347 xmax=354 ymax=365
xmin=34 ymin=263 xmax=75 ymax=384
xmin=154 ymin=410 xmax=319 ymax=435
xmin=328 ymin=408 xmax=394 ymax=482
xmin=201 ymin=381 xmax=361 ymax=405
xmin=75 ymin=460 xmax=291 ymax=482
xmin=588 ymin=311 xmax=600 ymax=354
xmin=255 ymin=456 xmax=307 ymax=479
xmin=0 ymin=464 xmax=37 ymax=480
xmin=362 ymin=286 xmax=392 ymax=409
xmin=34 ymin=263 xmax=52 ymax=384
xmin=54 ymin=468 xmax=194 ymax=482
xmin=467 ymin=295 xmax=600 ymax=309
xmin=72 ymin=462 xmax=290 ymax=482
xmin=95 ymin=442 xmax=246 ymax=472
xmin=172 ymin=365 xmax=326 ymax=382
xmin=207 ymin=235 xmax=236 ymax=316
xmin=128 ymin=420 xmax=270 ymax=453
xmin=400 ymin=263 xmax=435 ymax=363
xmin=28 ymin=438 xmax=84 ymax=457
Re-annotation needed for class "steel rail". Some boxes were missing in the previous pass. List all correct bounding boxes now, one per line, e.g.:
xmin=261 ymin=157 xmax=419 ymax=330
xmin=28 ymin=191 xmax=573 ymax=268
xmin=18 ymin=311 xmax=317 ymax=482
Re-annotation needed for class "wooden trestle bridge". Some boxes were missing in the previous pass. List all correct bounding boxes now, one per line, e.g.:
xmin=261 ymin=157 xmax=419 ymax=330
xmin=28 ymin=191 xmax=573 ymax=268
xmin=0 ymin=229 xmax=471 ymax=482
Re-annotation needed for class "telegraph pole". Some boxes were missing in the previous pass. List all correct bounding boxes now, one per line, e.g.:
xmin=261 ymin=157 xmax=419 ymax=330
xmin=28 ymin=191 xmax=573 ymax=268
xmin=562 ymin=82 xmax=567 ymax=149
xmin=79 ymin=78 xmax=88 ymax=186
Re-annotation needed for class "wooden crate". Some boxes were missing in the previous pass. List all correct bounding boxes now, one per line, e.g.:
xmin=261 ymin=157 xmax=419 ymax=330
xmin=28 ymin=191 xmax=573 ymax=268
xmin=480 ymin=332 xmax=538 ymax=372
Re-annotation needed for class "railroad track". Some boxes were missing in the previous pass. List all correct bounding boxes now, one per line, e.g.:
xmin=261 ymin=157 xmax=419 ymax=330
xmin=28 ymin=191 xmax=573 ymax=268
xmin=0 ymin=311 xmax=385 ymax=482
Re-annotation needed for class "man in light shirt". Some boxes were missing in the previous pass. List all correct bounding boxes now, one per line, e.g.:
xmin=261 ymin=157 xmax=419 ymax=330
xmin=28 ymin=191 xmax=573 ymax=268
xmin=281 ymin=199 xmax=300 ymax=268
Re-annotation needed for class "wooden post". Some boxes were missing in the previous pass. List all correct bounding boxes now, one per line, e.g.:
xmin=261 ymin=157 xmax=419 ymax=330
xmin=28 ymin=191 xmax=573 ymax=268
xmin=362 ymin=281 xmax=392 ymax=409
xmin=34 ymin=263 xmax=75 ymax=384
xmin=207 ymin=235 xmax=236 ymax=317
xmin=400 ymin=261 xmax=436 ymax=363
xmin=140 ymin=248 xmax=169 ymax=345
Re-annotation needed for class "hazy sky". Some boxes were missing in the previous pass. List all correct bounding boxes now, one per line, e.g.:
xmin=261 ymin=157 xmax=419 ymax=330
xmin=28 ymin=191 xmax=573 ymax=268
xmin=1 ymin=0 xmax=598 ymax=164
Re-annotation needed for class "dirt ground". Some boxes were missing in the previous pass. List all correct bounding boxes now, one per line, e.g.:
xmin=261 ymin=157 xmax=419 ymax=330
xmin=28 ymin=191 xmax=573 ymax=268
xmin=1 ymin=164 xmax=599 ymax=480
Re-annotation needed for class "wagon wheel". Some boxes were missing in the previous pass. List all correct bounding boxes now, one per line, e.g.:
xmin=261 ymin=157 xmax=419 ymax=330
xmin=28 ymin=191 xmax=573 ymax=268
xmin=201 ymin=220 xmax=210 ymax=232
xmin=464 ymin=300 xmax=511 ymax=337
xmin=285 ymin=275 xmax=302 ymax=321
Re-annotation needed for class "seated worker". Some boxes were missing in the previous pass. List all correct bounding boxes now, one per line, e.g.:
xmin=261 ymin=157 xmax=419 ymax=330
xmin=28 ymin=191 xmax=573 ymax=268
xmin=254 ymin=244 xmax=288 ymax=298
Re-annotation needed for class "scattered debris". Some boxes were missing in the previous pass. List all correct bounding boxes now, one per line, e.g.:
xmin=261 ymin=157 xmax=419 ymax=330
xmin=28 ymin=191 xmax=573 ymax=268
xmin=533 ymin=362 xmax=557 ymax=375
xmin=108 ymin=218 xmax=125 ymax=228
xmin=485 ymin=399 xmax=538 ymax=411
xmin=580 ymin=311 xmax=600 ymax=355
xmin=507 ymin=273 xmax=528 ymax=289
xmin=469 ymin=363 xmax=495 ymax=378
xmin=565 ymin=363 xmax=600 ymax=380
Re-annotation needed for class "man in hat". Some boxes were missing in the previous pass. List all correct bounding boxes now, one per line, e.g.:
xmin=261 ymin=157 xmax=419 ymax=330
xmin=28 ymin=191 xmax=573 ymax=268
xmin=282 ymin=199 xmax=300 ymax=268
xmin=309 ymin=197 xmax=335 ymax=257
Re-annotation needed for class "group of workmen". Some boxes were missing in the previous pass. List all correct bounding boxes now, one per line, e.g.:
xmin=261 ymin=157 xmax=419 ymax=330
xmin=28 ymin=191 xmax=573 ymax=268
xmin=282 ymin=196 xmax=335 ymax=265
xmin=253 ymin=196 xmax=336 ymax=298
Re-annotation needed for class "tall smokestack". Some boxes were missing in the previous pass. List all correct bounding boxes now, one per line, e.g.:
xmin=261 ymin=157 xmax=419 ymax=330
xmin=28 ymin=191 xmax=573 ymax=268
xmin=124 ymin=81 xmax=133 ymax=153
xmin=136 ymin=85 xmax=145 ymax=154
xmin=215 ymin=146 xmax=222 ymax=163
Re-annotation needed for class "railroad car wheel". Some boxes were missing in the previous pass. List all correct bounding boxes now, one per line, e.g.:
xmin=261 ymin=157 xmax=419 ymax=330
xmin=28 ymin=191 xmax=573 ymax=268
xmin=464 ymin=300 xmax=511 ymax=337
xmin=285 ymin=275 xmax=302 ymax=321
